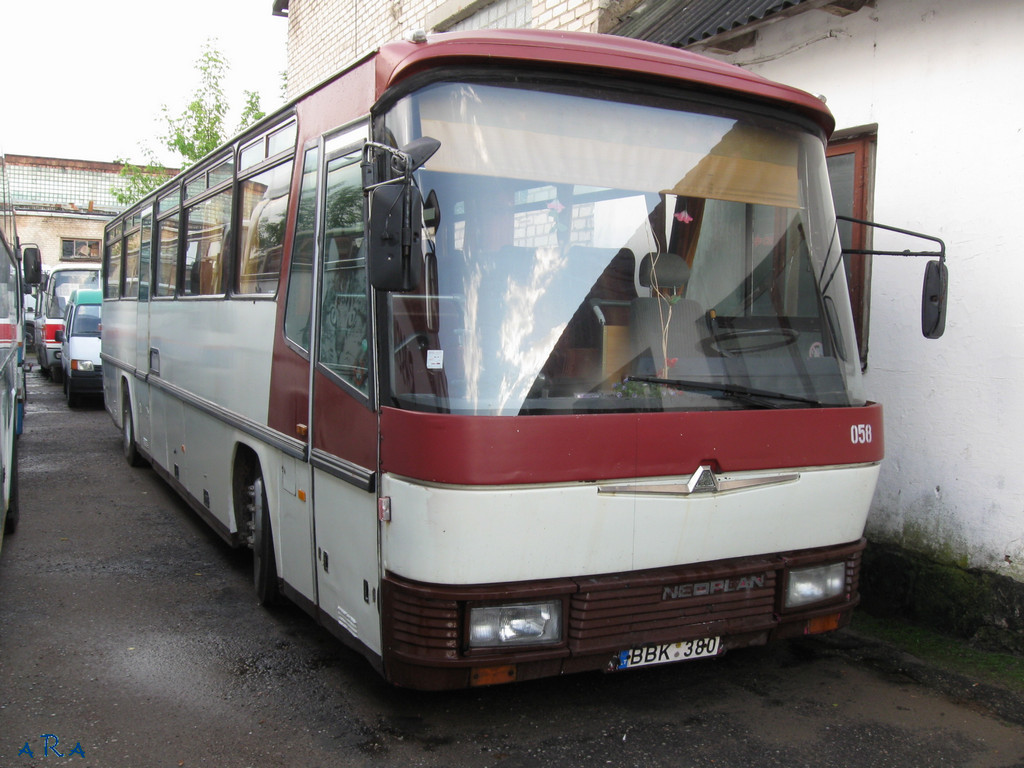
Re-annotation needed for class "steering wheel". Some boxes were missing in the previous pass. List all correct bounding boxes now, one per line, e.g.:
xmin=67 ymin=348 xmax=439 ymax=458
xmin=394 ymin=332 xmax=431 ymax=354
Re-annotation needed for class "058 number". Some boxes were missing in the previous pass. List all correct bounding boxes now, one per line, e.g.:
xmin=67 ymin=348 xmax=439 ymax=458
xmin=850 ymin=424 xmax=873 ymax=444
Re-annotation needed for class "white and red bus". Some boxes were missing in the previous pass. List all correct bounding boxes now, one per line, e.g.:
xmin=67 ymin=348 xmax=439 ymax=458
xmin=101 ymin=30 xmax=945 ymax=689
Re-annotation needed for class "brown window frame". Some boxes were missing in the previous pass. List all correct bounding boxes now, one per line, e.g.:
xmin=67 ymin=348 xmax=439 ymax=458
xmin=827 ymin=129 xmax=876 ymax=369
xmin=61 ymin=238 xmax=101 ymax=262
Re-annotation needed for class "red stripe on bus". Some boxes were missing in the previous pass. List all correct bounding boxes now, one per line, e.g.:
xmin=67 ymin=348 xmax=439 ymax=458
xmin=45 ymin=320 xmax=65 ymax=345
xmin=380 ymin=403 xmax=884 ymax=486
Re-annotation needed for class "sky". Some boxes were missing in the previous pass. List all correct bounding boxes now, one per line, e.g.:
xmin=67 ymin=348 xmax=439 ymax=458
xmin=1 ymin=0 xmax=289 ymax=167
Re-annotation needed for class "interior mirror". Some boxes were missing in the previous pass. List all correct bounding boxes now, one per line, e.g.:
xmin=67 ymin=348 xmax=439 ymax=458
xmin=921 ymin=259 xmax=948 ymax=339
xmin=367 ymin=183 xmax=423 ymax=292
xmin=22 ymin=245 xmax=41 ymax=285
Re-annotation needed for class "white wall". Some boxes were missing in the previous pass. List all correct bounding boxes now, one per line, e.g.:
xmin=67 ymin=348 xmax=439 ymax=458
xmin=710 ymin=0 xmax=1024 ymax=576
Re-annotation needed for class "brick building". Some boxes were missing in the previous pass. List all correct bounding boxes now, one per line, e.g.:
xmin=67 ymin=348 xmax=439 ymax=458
xmin=3 ymin=154 xmax=177 ymax=271
xmin=3 ymin=155 xmax=131 ymax=270
xmin=276 ymin=0 xmax=621 ymax=96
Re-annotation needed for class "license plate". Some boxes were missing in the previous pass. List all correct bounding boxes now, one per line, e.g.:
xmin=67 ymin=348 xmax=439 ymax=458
xmin=616 ymin=636 xmax=721 ymax=670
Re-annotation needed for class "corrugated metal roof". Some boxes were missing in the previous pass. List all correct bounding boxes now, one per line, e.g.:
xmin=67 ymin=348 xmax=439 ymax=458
xmin=610 ymin=0 xmax=812 ymax=48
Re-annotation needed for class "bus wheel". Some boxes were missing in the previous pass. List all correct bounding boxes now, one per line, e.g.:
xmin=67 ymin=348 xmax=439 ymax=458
xmin=4 ymin=441 xmax=18 ymax=535
xmin=250 ymin=474 xmax=280 ymax=606
xmin=121 ymin=395 xmax=145 ymax=467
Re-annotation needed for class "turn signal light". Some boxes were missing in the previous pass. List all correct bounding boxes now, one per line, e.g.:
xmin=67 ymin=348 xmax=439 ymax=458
xmin=805 ymin=613 xmax=841 ymax=635
xmin=470 ymin=665 xmax=517 ymax=687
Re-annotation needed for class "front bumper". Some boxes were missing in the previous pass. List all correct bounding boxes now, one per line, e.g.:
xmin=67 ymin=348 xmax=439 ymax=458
xmin=381 ymin=539 xmax=865 ymax=689
xmin=67 ymin=368 xmax=103 ymax=394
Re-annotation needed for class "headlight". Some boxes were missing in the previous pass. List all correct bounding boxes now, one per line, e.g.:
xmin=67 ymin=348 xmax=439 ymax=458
xmin=468 ymin=601 xmax=562 ymax=648
xmin=785 ymin=563 xmax=846 ymax=608
xmin=71 ymin=359 xmax=94 ymax=372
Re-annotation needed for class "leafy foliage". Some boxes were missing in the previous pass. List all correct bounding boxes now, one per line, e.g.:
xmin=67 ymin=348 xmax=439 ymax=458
xmin=111 ymin=153 xmax=167 ymax=207
xmin=112 ymin=39 xmax=267 ymax=206
xmin=161 ymin=41 xmax=231 ymax=164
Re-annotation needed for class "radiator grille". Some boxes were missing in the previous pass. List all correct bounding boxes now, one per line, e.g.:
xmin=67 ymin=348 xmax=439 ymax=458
xmin=569 ymin=561 xmax=778 ymax=654
xmin=386 ymin=585 xmax=460 ymax=661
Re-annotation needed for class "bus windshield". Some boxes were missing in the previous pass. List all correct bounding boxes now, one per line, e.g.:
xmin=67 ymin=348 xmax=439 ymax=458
xmin=382 ymin=79 xmax=864 ymax=415
xmin=48 ymin=270 xmax=100 ymax=318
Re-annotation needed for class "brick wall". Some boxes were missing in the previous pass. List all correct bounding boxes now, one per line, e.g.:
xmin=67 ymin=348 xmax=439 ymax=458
xmin=4 ymin=155 xmax=131 ymax=269
xmin=15 ymin=214 xmax=105 ymax=271
xmin=285 ymin=0 xmax=611 ymax=96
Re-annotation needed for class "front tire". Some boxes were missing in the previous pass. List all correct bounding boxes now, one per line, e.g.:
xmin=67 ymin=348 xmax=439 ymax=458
xmin=65 ymin=375 xmax=79 ymax=408
xmin=4 ymin=441 xmax=19 ymax=535
xmin=251 ymin=474 xmax=280 ymax=606
xmin=121 ymin=394 xmax=145 ymax=467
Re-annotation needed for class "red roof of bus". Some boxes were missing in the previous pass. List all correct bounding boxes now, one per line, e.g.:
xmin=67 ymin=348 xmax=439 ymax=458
xmin=373 ymin=29 xmax=834 ymax=135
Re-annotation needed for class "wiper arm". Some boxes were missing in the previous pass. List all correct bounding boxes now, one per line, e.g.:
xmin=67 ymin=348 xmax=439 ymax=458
xmin=623 ymin=376 xmax=823 ymax=408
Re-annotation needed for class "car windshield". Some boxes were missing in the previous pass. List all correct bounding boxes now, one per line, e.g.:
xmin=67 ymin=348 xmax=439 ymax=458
xmin=70 ymin=305 xmax=101 ymax=336
xmin=381 ymin=80 xmax=863 ymax=415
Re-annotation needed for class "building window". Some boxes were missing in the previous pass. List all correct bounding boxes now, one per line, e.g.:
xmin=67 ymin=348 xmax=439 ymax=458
xmin=827 ymin=131 xmax=876 ymax=369
xmin=61 ymin=238 xmax=101 ymax=262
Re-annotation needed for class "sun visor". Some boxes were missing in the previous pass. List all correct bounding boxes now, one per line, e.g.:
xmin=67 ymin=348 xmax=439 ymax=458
xmin=665 ymin=125 xmax=800 ymax=208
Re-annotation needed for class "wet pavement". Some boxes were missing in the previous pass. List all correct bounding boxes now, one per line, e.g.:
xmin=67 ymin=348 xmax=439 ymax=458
xmin=2 ymin=368 xmax=1024 ymax=767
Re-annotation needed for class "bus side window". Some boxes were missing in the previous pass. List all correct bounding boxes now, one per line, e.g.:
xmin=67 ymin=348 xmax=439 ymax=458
xmin=156 ymin=212 xmax=179 ymax=297
xmin=317 ymin=151 xmax=368 ymax=394
xmin=124 ymin=228 xmax=141 ymax=299
xmin=183 ymin=189 xmax=232 ymax=297
xmin=284 ymin=148 xmax=318 ymax=349
xmin=238 ymin=160 xmax=293 ymax=295
xmin=105 ymin=240 xmax=123 ymax=299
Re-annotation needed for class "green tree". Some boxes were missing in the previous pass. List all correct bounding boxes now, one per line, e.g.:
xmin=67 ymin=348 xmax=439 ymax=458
xmin=112 ymin=39 xmax=266 ymax=206
xmin=111 ymin=152 xmax=168 ymax=208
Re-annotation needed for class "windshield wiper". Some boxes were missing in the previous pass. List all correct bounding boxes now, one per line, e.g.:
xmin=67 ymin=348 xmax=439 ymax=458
xmin=623 ymin=376 xmax=824 ymax=409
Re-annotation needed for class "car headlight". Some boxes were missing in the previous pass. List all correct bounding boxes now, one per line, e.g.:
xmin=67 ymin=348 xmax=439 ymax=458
xmin=468 ymin=601 xmax=562 ymax=648
xmin=785 ymin=563 xmax=847 ymax=609
xmin=71 ymin=359 xmax=94 ymax=372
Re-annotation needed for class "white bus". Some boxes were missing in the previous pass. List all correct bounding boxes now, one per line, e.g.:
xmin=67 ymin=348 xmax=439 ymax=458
xmin=0 ymin=154 xmax=28 ymax=547
xmin=102 ymin=30 xmax=945 ymax=689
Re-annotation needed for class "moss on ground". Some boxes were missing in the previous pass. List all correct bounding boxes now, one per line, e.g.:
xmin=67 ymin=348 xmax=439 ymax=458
xmin=852 ymin=610 xmax=1024 ymax=695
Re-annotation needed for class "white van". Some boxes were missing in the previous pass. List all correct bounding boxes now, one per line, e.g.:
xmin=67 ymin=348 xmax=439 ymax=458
xmin=57 ymin=289 xmax=102 ymax=407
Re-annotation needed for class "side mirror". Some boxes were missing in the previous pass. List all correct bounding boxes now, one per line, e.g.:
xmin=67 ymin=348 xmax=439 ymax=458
xmin=364 ymin=137 xmax=440 ymax=292
xmin=921 ymin=259 xmax=947 ymax=339
xmin=22 ymin=245 xmax=41 ymax=285
xmin=835 ymin=216 xmax=948 ymax=341
xmin=367 ymin=183 xmax=423 ymax=292
xmin=54 ymin=329 xmax=65 ymax=343
xmin=400 ymin=137 xmax=442 ymax=174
